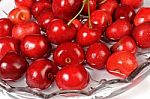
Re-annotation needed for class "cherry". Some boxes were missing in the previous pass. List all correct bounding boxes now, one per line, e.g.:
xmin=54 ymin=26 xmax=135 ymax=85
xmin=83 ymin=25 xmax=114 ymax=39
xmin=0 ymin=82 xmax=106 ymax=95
xmin=15 ymin=0 xmax=34 ymax=8
xmin=134 ymin=7 xmax=150 ymax=26
xmin=0 ymin=18 xmax=13 ymax=37
xmin=20 ymin=34 xmax=50 ymax=59
xmin=0 ymin=37 xmax=19 ymax=59
xmin=121 ymin=0 xmax=143 ymax=9
xmin=111 ymin=36 xmax=137 ymax=54
xmin=53 ymin=42 xmax=84 ymax=66
xmin=8 ymin=6 xmax=31 ymax=24
xmin=114 ymin=4 xmax=136 ymax=22
xmin=132 ymin=22 xmax=150 ymax=48
xmin=33 ymin=0 xmax=49 ymax=2
xmin=72 ymin=19 xmax=82 ymax=31
xmin=0 ymin=52 xmax=28 ymax=81
xmin=26 ymin=58 xmax=58 ymax=90
xmin=52 ymin=0 xmax=82 ymax=21
xmin=46 ymin=19 xmax=76 ymax=44
xmin=56 ymin=64 xmax=89 ymax=90
xmin=12 ymin=21 xmax=40 ymax=40
xmin=106 ymin=51 xmax=138 ymax=78
xmin=106 ymin=19 xmax=132 ymax=41
xmin=86 ymin=42 xmax=110 ymax=70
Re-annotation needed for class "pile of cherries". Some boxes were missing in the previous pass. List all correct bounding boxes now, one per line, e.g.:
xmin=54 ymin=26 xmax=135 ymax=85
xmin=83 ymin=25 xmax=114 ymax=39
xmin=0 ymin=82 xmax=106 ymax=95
xmin=0 ymin=0 xmax=150 ymax=91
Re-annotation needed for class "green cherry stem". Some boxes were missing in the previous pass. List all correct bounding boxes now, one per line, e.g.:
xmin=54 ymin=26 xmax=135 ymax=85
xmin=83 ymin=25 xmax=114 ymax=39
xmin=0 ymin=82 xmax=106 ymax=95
xmin=88 ymin=0 xmax=92 ymax=28
xmin=67 ymin=0 xmax=87 ymax=26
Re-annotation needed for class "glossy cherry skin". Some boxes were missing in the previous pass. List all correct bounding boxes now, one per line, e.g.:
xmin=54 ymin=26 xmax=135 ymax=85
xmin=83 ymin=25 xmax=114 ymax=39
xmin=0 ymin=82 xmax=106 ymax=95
xmin=121 ymin=0 xmax=143 ymax=9
xmin=72 ymin=19 xmax=82 ymax=31
xmin=15 ymin=0 xmax=34 ymax=8
xmin=0 ymin=52 xmax=28 ymax=81
xmin=98 ymin=0 xmax=119 ymax=15
xmin=26 ymin=58 xmax=58 ymax=90
xmin=132 ymin=22 xmax=150 ymax=48
xmin=12 ymin=22 xmax=40 ymax=40
xmin=52 ymin=0 xmax=82 ymax=21
xmin=56 ymin=64 xmax=89 ymax=90
xmin=114 ymin=4 xmax=136 ymax=22
xmin=106 ymin=19 xmax=132 ymax=41
xmin=0 ymin=37 xmax=19 ymax=59
xmin=86 ymin=42 xmax=110 ymax=70
xmin=111 ymin=36 xmax=137 ymax=54
xmin=20 ymin=35 xmax=50 ymax=59
xmin=8 ymin=6 xmax=31 ymax=24
xmin=0 ymin=18 xmax=13 ymax=37
xmin=106 ymin=51 xmax=138 ymax=78
xmin=46 ymin=19 xmax=76 ymax=44
xmin=34 ymin=0 xmax=49 ymax=2
xmin=53 ymin=42 xmax=84 ymax=66
xmin=134 ymin=8 xmax=150 ymax=26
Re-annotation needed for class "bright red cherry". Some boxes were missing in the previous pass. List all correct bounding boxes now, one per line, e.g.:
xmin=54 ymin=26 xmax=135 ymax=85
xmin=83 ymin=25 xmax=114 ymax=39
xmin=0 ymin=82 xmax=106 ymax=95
xmin=121 ymin=0 xmax=143 ymax=9
xmin=12 ymin=22 xmax=40 ymax=40
xmin=53 ymin=42 xmax=84 ymax=66
xmin=106 ymin=51 xmax=138 ymax=78
xmin=0 ymin=52 xmax=28 ymax=81
xmin=20 ymin=35 xmax=50 ymax=59
xmin=56 ymin=64 xmax=89 ymax=90
xmin=46 ymin=19 xmax=76 ymax=44
xmin=111 ymin=36 xmax=137 ymax=54
xmin=34 ymin=0 xmax=49 ymax=2
xmin=8 ymin=6 xmax=31 ymax=24
xmin=106 ymin=19 xmax=132 ymax=41
xmin=52 ymin=0 xmax=82 ymax=21
xmin=72 ymin=19 xmax=82 ymax=31
xmin=0 ymin=18 xmax=13 ymax=37
xmin=15 ymin=0 xmax=34 ymax=8
xmin=134 ymin=8 xmax=150 ymax=26
xmin=26 ymin=58 xmax=58 ymax=90
xmin=86 ymin=42 xmax=110 ymax=70
xmin=132 ymin=22 xmax=150 ymax=48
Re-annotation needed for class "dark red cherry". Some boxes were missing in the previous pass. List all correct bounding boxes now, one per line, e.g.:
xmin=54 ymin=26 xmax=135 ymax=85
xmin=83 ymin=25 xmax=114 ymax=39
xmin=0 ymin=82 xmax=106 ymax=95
xmin=0 ymin=52 xmax=28 ymax=81
xmin=26 ymin=58 xmax=58 ymax=90
xmin=86 ymin=42 xmax=110 ymax=70
xmin=56 ymin=64 xmax=89 ymax=90
xmin=15 ymin=0 xmax=34 ymax=8
xmin=53 ymin=42 xmax=84 ymax=66
xmin=121 ymin=0 xmax=143 ymax=9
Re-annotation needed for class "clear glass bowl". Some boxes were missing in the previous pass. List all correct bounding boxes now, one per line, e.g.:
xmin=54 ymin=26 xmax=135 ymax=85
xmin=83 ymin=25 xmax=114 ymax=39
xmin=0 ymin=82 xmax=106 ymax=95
xmin=0 ymin=0 xmax=150 ymax=99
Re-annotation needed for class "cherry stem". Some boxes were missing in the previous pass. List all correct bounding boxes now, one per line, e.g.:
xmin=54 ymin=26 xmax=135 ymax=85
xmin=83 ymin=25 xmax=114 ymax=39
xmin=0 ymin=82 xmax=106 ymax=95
xmin=67 ymin=0 xmax=87 ymax=26
xmin=2 ymin=10 xmax=8 ymax=16
xmin=99 ymin=0 xmax=107 ymax=5
xmin=87 ymin=0 xmax=92 ymax=28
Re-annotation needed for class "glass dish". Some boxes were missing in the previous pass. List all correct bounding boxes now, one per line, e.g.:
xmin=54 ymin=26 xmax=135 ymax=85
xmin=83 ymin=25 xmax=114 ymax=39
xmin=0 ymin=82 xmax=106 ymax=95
xmin=0 ymin=0 xmax=150 ymax=99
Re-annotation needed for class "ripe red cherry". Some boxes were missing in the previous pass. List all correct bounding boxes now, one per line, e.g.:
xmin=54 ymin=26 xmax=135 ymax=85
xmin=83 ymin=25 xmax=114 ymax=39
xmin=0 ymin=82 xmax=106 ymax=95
xmin=52 ymin=0 xmax=82 ymax=21
xmin=46 ymin=19 xmax=76 ymax=44
xmin=106 ymin=51 xmax=138 ymax=78
xmin=106 ymin=19 xmax=132 ymax=41
xmin=0 ymin=52 xmax=28 ymax=81
xmin=53 ymin=42 xmax=84 ymax=66
xmin=134 ymin=8 xmax=150 ymax=26
xmin=121 ymin=0 xmax=143 ymax=9
xmin=8 ymin=6 xmax=31 ymax=24
xmin=12 ymin=22 xmax=40 ymax=40
xmin=0 ymin=18 xmax=13 ymax=37
xmin=114 ymin=4 xmax=136 ymax=22
xmin=132 ymin=22 xmax=150 ymax=48
xmin=26 ymin=58 xmax=58 ymax=90
xmin=72 ymin=19 xmax=82 ymax=31
xmin=0 ymin=37 xmax=19 ymax=59
xmin=86 ymin=42 xmax=110 ymax=70
xmin=111 ymin=36 xmax=137 ymax=54
xmin=34 ymin=0 xmax=49 ymax=2
xmin=15 ymin=0 xmax=34 ymax=8
xmin=98 ymin=0 xmax=119 ymax=15
xmin=56 ymin=64 xmax=89 ymax=90
xmin=20 ymin=35 xmax=50 ymax=59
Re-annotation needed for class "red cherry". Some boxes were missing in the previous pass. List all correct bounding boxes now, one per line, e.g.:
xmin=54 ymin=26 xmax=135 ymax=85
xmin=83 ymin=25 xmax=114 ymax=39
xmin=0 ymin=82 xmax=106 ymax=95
xmin=12 ymin=22 xmax=40 ymax=40
xmin=121 ymin=0 xmax=143 ymax=9
xmin=26 ymin=58 xmax=58 ymax=90
xmin=114 ymin=4 xmax=136 ymax=22
xmin=0 ymin=52 xmax=28 ymax=81
xmin=132 ymin=22 xmax=150 ymax=48
xmin=134 ymin=7 xmax=150 ymax=26
xmin=53 ymin=42 xmax=84 ymax=66
xmin=46 ymin=19 xmax=76 ymax=44
xmin=15 ymin=0 xmax=34 ymax=8
xmin=20 ymin=35 xmax=50 ymax=59
xmin=86 ymin=42 xmax=110 ymax=70
xmin=56 ymin=64 xmax=89 ymax=90
xmin=106 ymin=51 xmax=138 ymax=78
xmin=52 ymin=0 xmax=82 ymax=21
xmin=0 ymin=37 xmax=19 ymax=59
xmin=33 ymin=0 xmax=49 ymax=2
xmin=106 ymin=19 xmax=132 ymax=41
xmin=111 ymin=36 xmax=137 ymax=54
xmin=0 ymin=18 xmax=13 ymax=37
xmin=8 ymin=6 xmax=31 ymax=24
xmin=72 ymin=19 xmax=82 ymax=31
